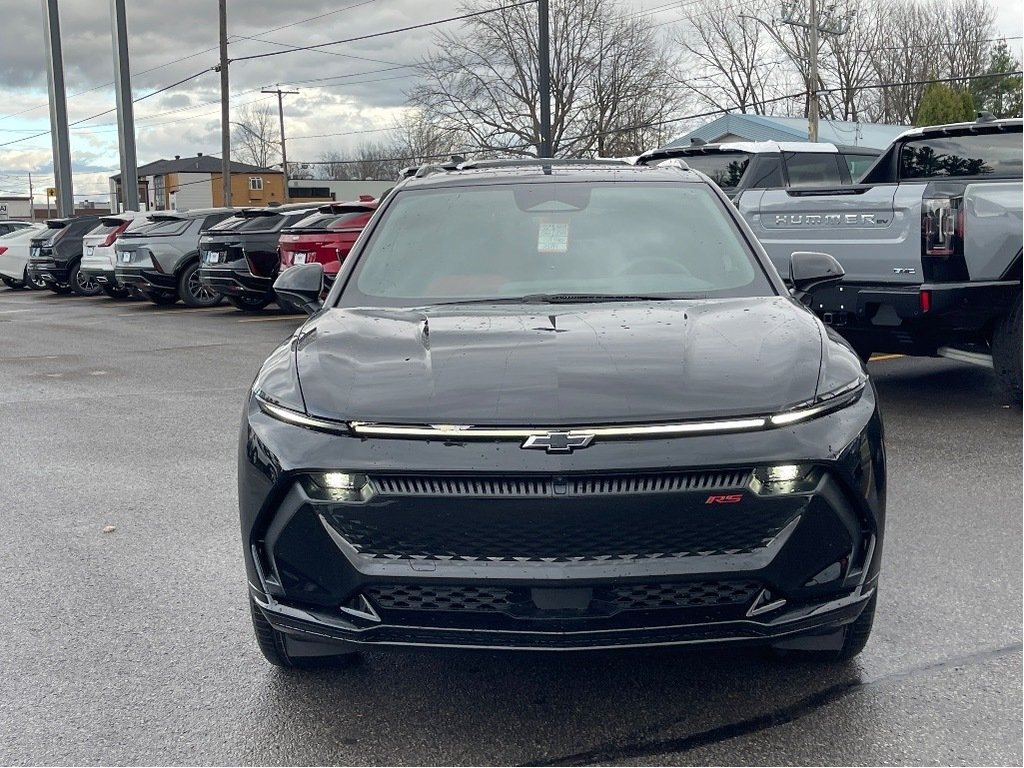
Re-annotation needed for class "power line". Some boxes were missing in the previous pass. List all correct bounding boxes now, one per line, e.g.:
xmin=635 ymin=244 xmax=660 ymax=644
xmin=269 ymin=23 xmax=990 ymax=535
xmin=0 ymin=68 xmax=211 ymax=149
xmin=230 ymin=0 xmax=539 ymax=63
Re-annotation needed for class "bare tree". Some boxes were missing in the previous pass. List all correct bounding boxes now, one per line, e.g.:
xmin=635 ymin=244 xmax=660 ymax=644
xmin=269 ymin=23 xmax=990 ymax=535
xmin=288 ymin=162 xmax=314 ymax=180
xmin=346 ymin=140 xmax=407 ymax=180
xmin=673 ymin=0 xmax=785 ymax=115
xmin=317 ymin=150 xmax=352 ymax=180
xmin=232 ymin=103 xmax=280 ymax=168
xmin=408 ymin=0 xmax=679 ymax=157
xmin=391 ymin=110 xmax=459 ymax=165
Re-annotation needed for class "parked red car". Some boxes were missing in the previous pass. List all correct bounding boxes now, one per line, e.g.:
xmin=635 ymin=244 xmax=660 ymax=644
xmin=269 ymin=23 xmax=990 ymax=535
xmin=277 ymin=198 xmax=378 ymax=286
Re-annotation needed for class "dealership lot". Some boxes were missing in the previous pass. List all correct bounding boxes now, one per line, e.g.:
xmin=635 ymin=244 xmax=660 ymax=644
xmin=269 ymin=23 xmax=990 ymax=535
xmin=0 ymin=290 xmax=1020 ymax=765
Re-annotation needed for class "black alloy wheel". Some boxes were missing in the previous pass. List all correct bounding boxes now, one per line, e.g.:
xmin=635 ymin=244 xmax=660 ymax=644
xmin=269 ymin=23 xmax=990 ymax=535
xmin=226 ymin=293 xmax=274 ymax=312
xmin=69 ymin=262 xmax=102 ymax=296
xmin=179 ymin=261 xmax=223 ymax=308
xmin=24 ymin=267 xmax=46 ymax=290
xmin=1 ymin=276 xmax=23 ymax=289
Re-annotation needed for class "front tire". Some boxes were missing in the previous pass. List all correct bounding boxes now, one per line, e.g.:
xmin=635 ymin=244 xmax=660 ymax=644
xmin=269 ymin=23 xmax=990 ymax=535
xmin=1 ymin=276 xmax=23 ymax=289
xmin=772 ymin=591 xmax=876 ymax=662
xmin=178 ymin=261 xmax=223 ymax=308
xmin=70 ymin=262 xmax=102 ymax=296
xmin=249 ymin=598 xmax=358 ymax=669
xmin=992 ymin=294 xmax=1022 ymax=401
xmin=227 ymin=293 xmax=273 ymax=312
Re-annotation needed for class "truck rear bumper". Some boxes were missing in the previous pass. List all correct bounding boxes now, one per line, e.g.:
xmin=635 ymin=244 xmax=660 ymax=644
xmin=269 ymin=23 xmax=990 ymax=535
xmin=810 ymin=280 xmax=1020 ymax=354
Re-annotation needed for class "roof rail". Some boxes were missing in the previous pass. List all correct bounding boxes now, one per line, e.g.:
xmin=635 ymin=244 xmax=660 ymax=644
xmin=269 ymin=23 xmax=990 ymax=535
xmin=455 ymin=157 xmax=630 ymax=171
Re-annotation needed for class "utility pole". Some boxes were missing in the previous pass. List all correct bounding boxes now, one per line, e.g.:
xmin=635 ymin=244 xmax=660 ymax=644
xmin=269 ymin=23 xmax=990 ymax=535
xmin=740 ymin=3 xmax=849 ymax=142
xmin=537 ymin=0 xmax=552 ymax=157
xmin=261 ymin=88 xmax=298 ymax=202
xmin=218 ymin=0 xmax=232 ymax=207
xmin=41 ymin=0 xmax=73 ymax=217
xmin=110 ymin=0 xmax=139 ymax=212
xmin=28 ymin=173 xmax=35 ymax=222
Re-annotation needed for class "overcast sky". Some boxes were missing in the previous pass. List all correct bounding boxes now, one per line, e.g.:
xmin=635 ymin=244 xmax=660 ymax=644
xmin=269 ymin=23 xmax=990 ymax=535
xmin=0 ymin=0 xmax=1020 ymax=202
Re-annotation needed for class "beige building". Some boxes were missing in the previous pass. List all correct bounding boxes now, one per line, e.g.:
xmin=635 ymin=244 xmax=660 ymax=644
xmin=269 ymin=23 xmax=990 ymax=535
xmin=109 ymin=154 xmax=285 ymax=212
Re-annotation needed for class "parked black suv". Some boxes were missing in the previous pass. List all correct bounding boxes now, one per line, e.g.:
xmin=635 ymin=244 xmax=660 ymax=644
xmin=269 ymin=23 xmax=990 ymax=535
xmin=27 ymin=216 xmax=102 ymax=295
xmin=241 ymin=158 xmax=885 ymax=668
xmin=198 ymin=204 xmax=318 ymax=311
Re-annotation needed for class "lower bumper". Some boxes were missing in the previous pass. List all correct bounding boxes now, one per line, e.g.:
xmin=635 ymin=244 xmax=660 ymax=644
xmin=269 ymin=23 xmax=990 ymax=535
xmin=198 ymin=266 xmax=272 ymax=299
xmin=27 ymin=259 xmax=70 ymax=286
xmin=810 ymin=280 xmax=1020 ymax=353
xmin=80 ymin=266 xmax=117 ymax=285
xmin=115 ymin=266 xmax=176 ymax=291
xmin=253 ymin=584 xmax=875 ymax=651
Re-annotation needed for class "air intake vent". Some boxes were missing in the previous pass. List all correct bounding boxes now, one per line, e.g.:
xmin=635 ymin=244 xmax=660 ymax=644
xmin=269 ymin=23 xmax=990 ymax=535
xmin=370 ymin=470 xmax=751 ymax=498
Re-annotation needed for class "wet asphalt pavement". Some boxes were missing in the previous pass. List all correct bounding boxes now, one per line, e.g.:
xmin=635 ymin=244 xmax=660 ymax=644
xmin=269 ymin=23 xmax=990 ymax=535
xmin=0 ymin=288 xmax=1020 ymax=766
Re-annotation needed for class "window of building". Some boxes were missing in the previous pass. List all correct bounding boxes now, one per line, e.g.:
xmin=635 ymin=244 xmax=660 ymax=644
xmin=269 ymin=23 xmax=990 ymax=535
xmin=248 ymin=177 xmax=264 ymax=191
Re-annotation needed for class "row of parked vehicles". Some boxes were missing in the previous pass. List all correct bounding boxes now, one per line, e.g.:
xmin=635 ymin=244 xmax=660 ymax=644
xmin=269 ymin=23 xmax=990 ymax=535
xmin=0 ymin=197 xmax=378 ymax=311
xmin=1 ymin=115 xmax=1020 ymax=395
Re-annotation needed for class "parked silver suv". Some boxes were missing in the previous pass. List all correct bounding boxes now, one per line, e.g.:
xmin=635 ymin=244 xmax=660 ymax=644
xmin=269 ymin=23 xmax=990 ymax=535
xmin=114 ymin=208 xmax=235 ymax=307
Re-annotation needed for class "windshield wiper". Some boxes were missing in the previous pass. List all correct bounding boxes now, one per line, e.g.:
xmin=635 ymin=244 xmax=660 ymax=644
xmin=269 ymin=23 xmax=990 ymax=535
xmin=433 ymin=293 xmax=684 ymax=306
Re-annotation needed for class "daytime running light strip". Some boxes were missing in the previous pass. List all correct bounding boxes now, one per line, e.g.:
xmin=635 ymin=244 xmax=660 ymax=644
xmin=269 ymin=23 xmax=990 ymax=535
xmin=257 ymin=378 xmax=865 ymax=438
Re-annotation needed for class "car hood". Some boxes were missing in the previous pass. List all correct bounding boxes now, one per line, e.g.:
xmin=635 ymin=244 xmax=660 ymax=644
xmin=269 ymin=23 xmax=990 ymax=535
xmin=295 ymin=297 xmax=825 ymax=425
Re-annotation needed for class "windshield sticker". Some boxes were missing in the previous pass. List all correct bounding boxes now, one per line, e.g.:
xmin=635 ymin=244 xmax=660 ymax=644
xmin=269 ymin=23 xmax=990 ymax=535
xmin=537 ymin=221 xmax=569 ymax=253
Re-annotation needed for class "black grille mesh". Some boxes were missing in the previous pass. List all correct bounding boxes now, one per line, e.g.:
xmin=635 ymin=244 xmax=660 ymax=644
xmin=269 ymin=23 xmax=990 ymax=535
xmin=363 ymin=581 xmax=762 ymax=614
xmin=370 ymin=470 xmax=751 ymax=498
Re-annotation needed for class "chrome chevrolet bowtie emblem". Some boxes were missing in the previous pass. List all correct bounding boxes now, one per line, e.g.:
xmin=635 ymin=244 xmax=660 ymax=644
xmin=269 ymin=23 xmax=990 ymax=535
xmin=521 ymin=432 xmax=595 ymax=453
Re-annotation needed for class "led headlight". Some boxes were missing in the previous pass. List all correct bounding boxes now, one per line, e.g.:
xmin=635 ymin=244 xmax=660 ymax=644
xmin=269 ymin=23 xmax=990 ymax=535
xmin=303 ymin=472 xmax=372 ymax=502
xmin=254 ymin=390 xmax=350 ymax=434
xmin=750 ymin=464 xmax=818 ymax=495
xmin=769 ymin=377 xmax=866 ymax=427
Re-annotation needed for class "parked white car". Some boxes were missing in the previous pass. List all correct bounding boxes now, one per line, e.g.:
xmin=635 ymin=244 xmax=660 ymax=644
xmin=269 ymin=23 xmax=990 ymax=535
xmin=0 ymin=224 xmax=47 ymax=289
xmin=80 ymin=212 xmax=148 ymax=298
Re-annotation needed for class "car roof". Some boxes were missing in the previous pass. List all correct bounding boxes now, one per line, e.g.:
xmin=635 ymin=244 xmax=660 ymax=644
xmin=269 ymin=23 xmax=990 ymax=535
xmin=397 ymin=161 xmax=708 ymax=190
xmin=894 ymin=116 xmax=1022 ymax=141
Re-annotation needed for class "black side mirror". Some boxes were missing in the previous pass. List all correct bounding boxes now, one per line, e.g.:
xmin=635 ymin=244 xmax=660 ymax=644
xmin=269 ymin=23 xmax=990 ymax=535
xmin=274 ymin=262 xmax=324 ymax=315
xmin=789 ymin=251 xmax=845 ymax=294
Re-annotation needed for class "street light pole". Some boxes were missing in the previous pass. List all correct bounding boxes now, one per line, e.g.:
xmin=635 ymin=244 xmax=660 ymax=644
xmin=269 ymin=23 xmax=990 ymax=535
xmin=41 ymin=0 xmax=73 ymax=217
xmin=110 ymin=0 xmax=139 ymax=211
xmin=262 ymin=88 xmax=298 ymax=202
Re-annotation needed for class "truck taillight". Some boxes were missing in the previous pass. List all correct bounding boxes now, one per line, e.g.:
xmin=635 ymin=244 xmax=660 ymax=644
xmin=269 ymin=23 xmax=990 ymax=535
xmin=922 ymin=196 xmax=964 ymax=258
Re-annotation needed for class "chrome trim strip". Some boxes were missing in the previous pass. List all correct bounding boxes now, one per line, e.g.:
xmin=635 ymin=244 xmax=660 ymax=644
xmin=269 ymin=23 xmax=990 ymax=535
xmin=349 ymin=417 xmax=769 ymax=440
xmin=255 ymin=394 xmax=349 ymax=434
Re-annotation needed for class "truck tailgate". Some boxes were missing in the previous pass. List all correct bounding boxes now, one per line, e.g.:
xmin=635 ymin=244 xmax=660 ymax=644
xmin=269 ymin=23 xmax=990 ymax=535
xmin=740 ymin=184 xmax=923 ymax=285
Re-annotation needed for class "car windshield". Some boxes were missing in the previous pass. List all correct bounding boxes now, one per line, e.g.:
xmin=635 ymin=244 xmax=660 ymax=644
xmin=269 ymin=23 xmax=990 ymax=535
xmin=343 ymin=181 xmax=773 ymax=306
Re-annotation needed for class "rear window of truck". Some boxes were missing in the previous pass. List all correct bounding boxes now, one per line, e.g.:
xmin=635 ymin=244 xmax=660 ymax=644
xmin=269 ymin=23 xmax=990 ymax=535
xmin=676 ymin=153 xmax=751 ymax=191
xmin=899 ymin=131 xmax=1023 ymax=179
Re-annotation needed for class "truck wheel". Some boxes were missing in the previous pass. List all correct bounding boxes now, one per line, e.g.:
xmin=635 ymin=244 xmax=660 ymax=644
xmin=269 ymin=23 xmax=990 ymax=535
xmin=227 ymin=294 xmax=273 ymax=312
xmin=992 ymin=294 xmax=1022 ymax=400
xmin=178 ymin=261 xmax=223 ymax=308
xmin=70 ymin=262 xmax=102 ymax=296
xmin=249 ymin=597 xmax=358 ymax=669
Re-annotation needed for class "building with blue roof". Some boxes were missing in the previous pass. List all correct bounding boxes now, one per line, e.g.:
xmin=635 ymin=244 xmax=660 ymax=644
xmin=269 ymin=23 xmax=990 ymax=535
xmin=662 ymin=113 xmax=909 ymax=151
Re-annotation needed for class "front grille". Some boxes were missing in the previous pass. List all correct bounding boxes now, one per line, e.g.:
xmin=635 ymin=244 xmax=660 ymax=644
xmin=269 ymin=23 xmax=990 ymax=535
xmin=371 ymin=470 xmax=751 ymax=498
xmin=324 ymin=504 xmax=797 ymax=562
xmin=362 ymin=581 xmax=761 ymax=615
xmin=367 ymin=584 xmax=513 ymax=612
xmin=605 ymin=581 xmax=760 ymax=610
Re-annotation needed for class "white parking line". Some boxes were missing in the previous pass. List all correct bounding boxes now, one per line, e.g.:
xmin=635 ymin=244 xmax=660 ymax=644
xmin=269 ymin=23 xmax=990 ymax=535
xmin=116 ymin=307 xmax=234 ymax=317
xmin=236 ymin=314 xmax=305 ymax=323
